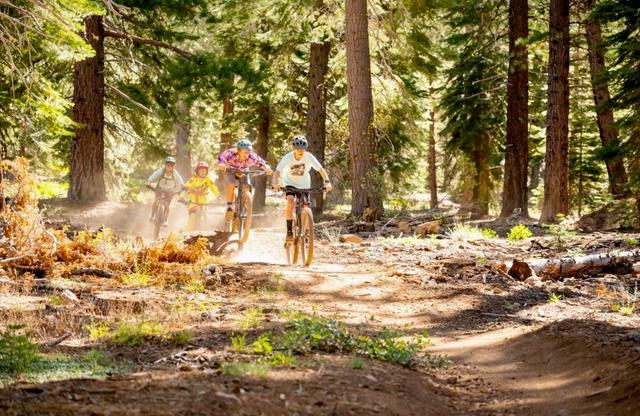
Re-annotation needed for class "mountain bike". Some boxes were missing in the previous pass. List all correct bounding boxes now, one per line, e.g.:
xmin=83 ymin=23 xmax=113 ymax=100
xmin=146 ymin=185 xmax=179 ymax=240
xmin=282 ymin=186 xmax=325 ymax=267
xmin=224 ymin=168 xmax=265 ymax=243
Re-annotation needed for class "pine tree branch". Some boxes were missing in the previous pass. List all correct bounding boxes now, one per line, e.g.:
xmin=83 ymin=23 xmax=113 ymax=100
xmin=104 ymin=29 xmax=192 ymax=58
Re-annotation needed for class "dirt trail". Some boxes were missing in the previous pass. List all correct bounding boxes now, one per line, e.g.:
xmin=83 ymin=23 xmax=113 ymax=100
xmin=2 ymin=203 xmax=640 ymax=415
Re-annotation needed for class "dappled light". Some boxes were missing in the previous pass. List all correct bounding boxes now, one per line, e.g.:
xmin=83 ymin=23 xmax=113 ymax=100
xmin=2 ymin=0 xmax=640 ymax=415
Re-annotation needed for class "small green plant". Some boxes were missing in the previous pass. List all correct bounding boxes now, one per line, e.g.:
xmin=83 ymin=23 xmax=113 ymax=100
xmin=85 ymin=321 xmax=111 ymax=340
xmin=611 ymin=303 xmax=636 ymax=315
xmin=230 ymin=333 xmax=247 ymax=353
xmin=481 ymin=228 xmax=498 ymax=239
xmin=476 ymin=257 xmax=488 ymax=265
xmin=120 ymin=272 xmax=150 ymax=287
xmin=83 ymin=349 xmax=112 ymax=371
xmin=507 ymin=224 xmax=533 ymax=241
xmin=0 ymin=324 xmax=40 ymax=374
xmin=626 ymin=238 xmax=638 ymax=247
xmin=183 ymin=280 xmax=205 ymax=294
xmin=48 ymin=294 xmax=67 ymax=306
xmin=110 ymin=321 xmax=166 ymax=346
xmin=222 ymin=361 xmax=270 ymax=377
xmin=278 ymin=309 xmax=308 ymax=322
xmin=173 ymin=330 xmax=193 ymax=347
xmin=269 ymin=352 xmax=297 ymax=367
xmin=349 ymin=357 xmax=365 ymax=370
xmin=252 ymin=335 xmax=273 ymax=355
xmin=240 ymin=307 xmax=264 ymax=330
xmin=548 ymin=292 xmax=563 ymax=304
xmin=502 ymin=300 xmax=517 ymax=311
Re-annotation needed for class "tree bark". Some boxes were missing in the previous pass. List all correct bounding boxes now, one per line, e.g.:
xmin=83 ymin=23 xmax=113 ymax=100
xmin=69 ymin=15 xmax=106 ymax=202
xmin=583 ymin=0 xmax=628 ymax=197
xmin=220 ymin=76 xmax=235 ymax=150
xmin=175 ymin=100 xmax=192 ymax=179
xmin=501 ymin=0 xmax=529 ymax=218
xmin=472 ymin=133 xmax=491 ymax=217
xmin=254 ymin=104 xmax=270 ymax=212
xmin=541 ymin=0 xmax=570 ymax=223
xmin=428 ymin=82 xmax=438 ymax=210
xmin=346 ymin=0 xmax=383 ymax=219
xmin=307 ymin=38 xmax=330 ymax=216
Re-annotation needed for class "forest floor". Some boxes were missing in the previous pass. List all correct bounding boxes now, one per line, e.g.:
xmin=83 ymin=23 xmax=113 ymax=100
xmin=1 ymin=200 xmax=640 ymax=415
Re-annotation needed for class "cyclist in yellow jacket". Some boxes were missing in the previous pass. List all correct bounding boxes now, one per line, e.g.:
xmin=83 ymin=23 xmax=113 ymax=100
xmin=179 ymin=161 xmax=220 ymax=230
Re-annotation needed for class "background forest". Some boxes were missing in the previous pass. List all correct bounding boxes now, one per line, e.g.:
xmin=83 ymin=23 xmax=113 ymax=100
xmin=1 ymin=0 xmax=638 ymax=222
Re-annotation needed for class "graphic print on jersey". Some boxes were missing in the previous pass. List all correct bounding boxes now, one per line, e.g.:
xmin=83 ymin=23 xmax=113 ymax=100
xmin=290 ymin=163 xmax=305 ymax=176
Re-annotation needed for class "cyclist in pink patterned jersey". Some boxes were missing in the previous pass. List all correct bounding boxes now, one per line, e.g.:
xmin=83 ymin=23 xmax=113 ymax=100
xmin=217 ymin=138 xmax=272 ymax=221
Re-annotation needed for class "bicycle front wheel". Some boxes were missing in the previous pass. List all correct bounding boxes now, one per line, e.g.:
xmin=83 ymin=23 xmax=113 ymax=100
xmin=238 ymin=191 xmax=253 ymax=243
xmin=153 ymin=204 xmax=164 ymax=240
xmin=300 ymin=207 xmax=314 ymax=266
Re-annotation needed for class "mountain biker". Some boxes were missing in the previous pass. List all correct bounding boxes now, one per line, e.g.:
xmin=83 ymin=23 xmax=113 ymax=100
xmin=271 ymin=135 xmax=332 ymax=244
xmin=179 ymin=161 xmax=220 ymax=231
xmin=217 ymin=138 xmax=272 ymax=222
xmin=146 ymin=156 xmax=184 ymax=225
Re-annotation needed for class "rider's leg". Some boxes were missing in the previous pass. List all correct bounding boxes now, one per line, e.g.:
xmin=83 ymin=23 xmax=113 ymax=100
xmin=225 ymin=174 xmax=235 ymax=221
xmin=187 ymin=204 xmax=198 ymax=231
xmin=286 ymin=194 xmax=294 ymax=239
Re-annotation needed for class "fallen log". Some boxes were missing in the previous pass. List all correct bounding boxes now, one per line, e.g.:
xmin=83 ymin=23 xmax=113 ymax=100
xmin=68 ymin=268 xmax=115 ymax=278
xmin=505 ymin=250 xmax=640 ymax=280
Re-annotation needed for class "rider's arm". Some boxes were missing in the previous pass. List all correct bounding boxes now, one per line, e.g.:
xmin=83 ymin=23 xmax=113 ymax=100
xmin=271 ymin=170 xmax=281 ymax=189
xmin=310 ymin=154 xmax=332 ymax=190
xmin=217 ymin=149 xmax=231 ymax=171
xmin=146 ymin=168 xmax=163 ymax=185
xmin=206 ymin=177 xmax=220 ymax=197
xmin=174 ymin=171 xmax=185 ymax=190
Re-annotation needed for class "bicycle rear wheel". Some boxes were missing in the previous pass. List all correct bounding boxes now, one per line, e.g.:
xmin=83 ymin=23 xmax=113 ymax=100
xmin=300 ymin=207 xmax=314 ymax=266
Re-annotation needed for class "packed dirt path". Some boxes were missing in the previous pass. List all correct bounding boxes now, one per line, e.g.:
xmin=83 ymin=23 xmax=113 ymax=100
xmin=2 ymin=202 xmax=640 ymax=415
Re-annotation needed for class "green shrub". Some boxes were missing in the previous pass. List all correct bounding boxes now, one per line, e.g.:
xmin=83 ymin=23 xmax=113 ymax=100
xmin=173 ymin=330 xmax=193 ymax=347
xmin=507 ymin=224 xmax=533 ymax=241
xmin=0 ymin=325 xmax=40 ymax=374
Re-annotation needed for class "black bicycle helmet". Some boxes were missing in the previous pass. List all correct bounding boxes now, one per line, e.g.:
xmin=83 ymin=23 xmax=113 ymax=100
xmin=292 ymin=135 xmax=308 ymax=149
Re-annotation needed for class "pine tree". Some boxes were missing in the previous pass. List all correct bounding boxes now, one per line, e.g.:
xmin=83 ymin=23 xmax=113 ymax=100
xmin=346 ymin=0 xmax=383 ymax=219
xmin=500 ymin=0 xmax=529 ymax=218
xmin=541 ymin=0 xmax=570 ymax=223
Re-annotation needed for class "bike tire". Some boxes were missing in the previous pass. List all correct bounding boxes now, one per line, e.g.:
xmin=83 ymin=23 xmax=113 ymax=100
xmin=239 ymin=191 xmax=253 ymax=243
xmin=218 ymin=239 xmax=244 ymax=258
xmin=153 ymin=203 xmax=164 ymax=240
xmin=300 ymin=207 xmax=314 ymax=266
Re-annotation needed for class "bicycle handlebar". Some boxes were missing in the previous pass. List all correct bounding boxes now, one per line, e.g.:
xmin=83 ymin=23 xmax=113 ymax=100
xmin=146 ymin=184 xmax=180 ymax=194
xmin=224 ymin=167 xmax=267 ymax=177
xmin=281 ymin=186 xmax=326 ymax=193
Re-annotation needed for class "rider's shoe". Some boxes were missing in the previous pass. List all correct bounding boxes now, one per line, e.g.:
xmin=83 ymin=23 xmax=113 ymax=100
xmin=224 ymin=208 xmax=234 ymax=222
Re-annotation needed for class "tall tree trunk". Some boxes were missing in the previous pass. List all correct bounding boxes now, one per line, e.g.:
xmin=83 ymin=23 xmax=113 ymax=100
xmin=346 ymin=0 xmax=383 ymax=219
xmin=69 ymin=15 xmax=106 ymax=202
xmin=254 ymin=104 xmax=270 ymax=212
xmin=307 ymin=34 xmax=330 ymax=216
xmin=175 ymin=100 xmax=192 ymax=178
xmin=428 ymin=81 xmax=438 ymax=210
xmin=541 ymin=0 xmax=570 ymax=223
xmin=220 ymin=76 xmax=235 ymax=151
xmin=501 ymin=0 xmax=529 ymax=218
xmin=472 ymin=133 xmax=491 ymax=217
xmin=583 ymin=0 xmax=628 ymax=197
